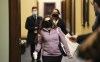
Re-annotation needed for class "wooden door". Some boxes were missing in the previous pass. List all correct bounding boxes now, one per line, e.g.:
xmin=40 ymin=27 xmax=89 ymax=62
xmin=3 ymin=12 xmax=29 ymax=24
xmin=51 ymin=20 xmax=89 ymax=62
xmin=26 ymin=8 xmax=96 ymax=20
xmin=9 ymin=0 xmax=21 ymax=62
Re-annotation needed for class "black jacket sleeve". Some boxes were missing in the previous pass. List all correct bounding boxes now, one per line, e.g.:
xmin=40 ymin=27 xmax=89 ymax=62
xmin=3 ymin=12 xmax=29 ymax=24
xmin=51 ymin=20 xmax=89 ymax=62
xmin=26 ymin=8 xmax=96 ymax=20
xmin=77 ymin=33 xmax=92 ymax=44
xmin=58 ymin=19 xmax=68 ymax=34
xmin=25 ymin=17 xmax=35 ymax=31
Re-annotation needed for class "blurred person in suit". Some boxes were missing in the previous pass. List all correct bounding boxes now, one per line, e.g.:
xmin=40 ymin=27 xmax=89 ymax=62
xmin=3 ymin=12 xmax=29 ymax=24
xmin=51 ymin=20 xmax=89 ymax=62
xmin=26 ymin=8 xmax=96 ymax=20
xmin=25 ymin=7 xmax=42 ymax=62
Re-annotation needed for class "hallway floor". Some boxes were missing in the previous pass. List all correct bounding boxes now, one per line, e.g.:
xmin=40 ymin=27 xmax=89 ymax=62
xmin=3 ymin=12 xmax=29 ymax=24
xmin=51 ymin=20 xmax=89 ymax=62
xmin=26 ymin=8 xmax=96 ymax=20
xmin=21 ymin=45 xmax=86 ymax=62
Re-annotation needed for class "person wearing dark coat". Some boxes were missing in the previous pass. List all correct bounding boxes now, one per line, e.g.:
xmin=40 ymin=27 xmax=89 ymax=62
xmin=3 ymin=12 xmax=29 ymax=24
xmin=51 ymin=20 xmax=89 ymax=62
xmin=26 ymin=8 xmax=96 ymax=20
xmin=70 ymin=0 xmax=100 ymax=44
xmin=76 ymin=11 xmax=100 ymax=43
xmin=51 ymin=9 xmax=68 ymax=35
xmin=68 ymin=1 xmax=100 ymax=62
xmin=78 ymin=28 xmax=100 ymax=62
xmin=25 ymin=7 xmax=42 ymax=62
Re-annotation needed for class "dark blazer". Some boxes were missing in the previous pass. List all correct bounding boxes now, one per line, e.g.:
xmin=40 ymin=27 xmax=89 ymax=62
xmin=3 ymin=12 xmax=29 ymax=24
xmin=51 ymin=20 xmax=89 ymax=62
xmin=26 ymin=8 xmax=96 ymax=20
xmin=25 ymin=15 xmax=42 ymax=44
xmin=77 ymin=33 xmax=92 ymax=44
xmin=77 ymin=14 xmax=100 ymax=44
xmin=57 ymin=18 xmax=68 ymax=34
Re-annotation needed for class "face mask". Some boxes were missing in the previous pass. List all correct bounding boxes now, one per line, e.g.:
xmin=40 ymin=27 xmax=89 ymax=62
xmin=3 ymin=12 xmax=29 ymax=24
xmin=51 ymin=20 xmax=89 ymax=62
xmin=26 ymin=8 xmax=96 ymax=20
xmin=44 ymin=18 xmax=53 ymax=28
xmin=52 ymin=14 xmax=59 ymax=18
xmin=33 ymin=11 xmax=37 ymax=15
xmin=44 ymin=21 xmax=52 ymax=28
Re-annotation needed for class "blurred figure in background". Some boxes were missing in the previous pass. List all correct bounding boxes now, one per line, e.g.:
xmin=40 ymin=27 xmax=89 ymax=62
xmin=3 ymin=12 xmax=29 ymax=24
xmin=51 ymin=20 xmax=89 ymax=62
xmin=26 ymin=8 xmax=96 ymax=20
xmin=68 ymin=0 xmax=100 ymax=61
xmin=78 ymin=27 xmax=100 ymax=62
xmin=25 ymin=7 xmax=42 ymax=62
xmin=51 ymin=9 xmax=68 ymax=35
xmin=69 ymin=0 xmax=100 ymax=44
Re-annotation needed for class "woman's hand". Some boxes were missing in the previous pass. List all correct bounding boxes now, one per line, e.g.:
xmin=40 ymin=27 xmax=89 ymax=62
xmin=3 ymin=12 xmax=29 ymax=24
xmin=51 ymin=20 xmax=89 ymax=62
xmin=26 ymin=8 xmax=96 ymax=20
xmin=33 ymin=51 xmax=38 ymax=59
xmin=69 ymin=35 xmax=78 ymax=42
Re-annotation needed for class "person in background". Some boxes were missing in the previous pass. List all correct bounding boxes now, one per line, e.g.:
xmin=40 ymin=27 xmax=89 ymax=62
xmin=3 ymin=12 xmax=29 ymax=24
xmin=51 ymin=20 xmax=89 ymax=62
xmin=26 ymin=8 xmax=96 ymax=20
xmin=33 ymin=15 xmax=72 ymax=62
xmin=69 ymin=0 xmax=100 ymax=44
xmin=68 ymin=0 xmax=100 ymax=61
xmin=78 ymin=27 xmax=100 ymax=62
xmin=51 ymin=9 xmax=68 ymax=35
xmin=25 ymin=7 xmax=42 ymax=62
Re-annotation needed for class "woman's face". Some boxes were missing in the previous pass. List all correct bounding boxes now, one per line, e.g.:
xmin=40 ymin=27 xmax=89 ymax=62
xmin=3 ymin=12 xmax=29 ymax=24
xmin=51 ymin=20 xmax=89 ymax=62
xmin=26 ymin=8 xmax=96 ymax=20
xmin=52 ymin=9 xmax=59 ymax=18
xmin=52 ymin=9 xmax=59 ymax=14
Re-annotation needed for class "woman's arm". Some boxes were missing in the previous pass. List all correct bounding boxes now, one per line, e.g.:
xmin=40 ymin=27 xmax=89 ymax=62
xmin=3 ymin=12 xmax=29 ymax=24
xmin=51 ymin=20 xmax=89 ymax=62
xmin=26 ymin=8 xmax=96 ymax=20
xmin=58 ymin=27 xmax=72 ymax=57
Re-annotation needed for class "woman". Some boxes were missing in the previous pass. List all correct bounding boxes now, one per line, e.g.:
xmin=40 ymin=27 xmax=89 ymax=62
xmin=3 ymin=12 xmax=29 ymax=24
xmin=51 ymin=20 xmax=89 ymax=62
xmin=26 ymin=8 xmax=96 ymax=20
xmin=51 ymin=9 xmax=68 ymax=35
xmin=34 ymin=15 xmax=72 ymax=62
